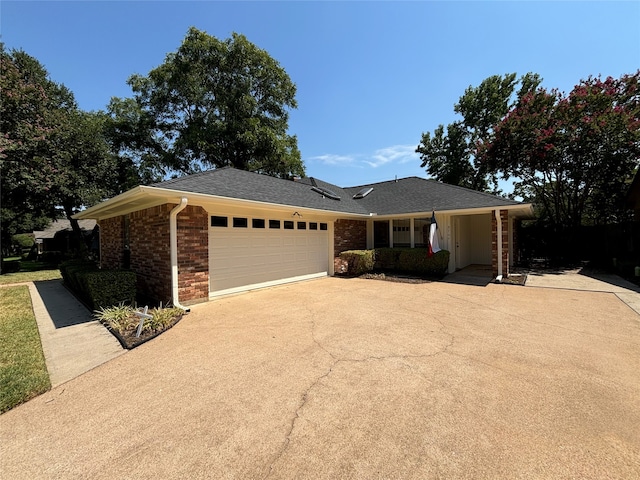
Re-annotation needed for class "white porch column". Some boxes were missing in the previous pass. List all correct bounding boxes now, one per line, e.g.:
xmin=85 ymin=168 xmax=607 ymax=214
xmin=328 ymin=220 xmax=335 ymax=275
xmin=366 ymin=219 xmax=374 ymax=249
xmin=410 ymin=217 xmax=415 ymax=248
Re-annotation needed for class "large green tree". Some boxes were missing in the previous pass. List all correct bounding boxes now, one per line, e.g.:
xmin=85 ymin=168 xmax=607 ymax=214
xmin=416 ymin=73 xmax=541 ymax=192
xmin=109 ymin=27 xmax=304 ymax=179
xmin=477 ymin=72 xmax=640 ymax=230
xmin=0 ymin=45 xmax=134 ymax=256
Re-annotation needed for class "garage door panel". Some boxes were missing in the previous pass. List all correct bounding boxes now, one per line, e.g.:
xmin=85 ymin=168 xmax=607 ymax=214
xmin=209 ymin=220 xmax=329 ymax=295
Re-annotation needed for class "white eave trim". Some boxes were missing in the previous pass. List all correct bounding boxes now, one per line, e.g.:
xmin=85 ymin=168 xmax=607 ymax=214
xmin=73 ymin=184 xmax=533 ymax=222
xmin=369 ymin=203 xmax=534 ymax=219
xmin=74 ymin=185 xmax=374 ymax=221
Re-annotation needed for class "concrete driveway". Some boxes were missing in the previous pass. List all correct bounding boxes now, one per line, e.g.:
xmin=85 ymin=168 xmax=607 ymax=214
xmin=1 ymin=277 xmax=639 ymax=479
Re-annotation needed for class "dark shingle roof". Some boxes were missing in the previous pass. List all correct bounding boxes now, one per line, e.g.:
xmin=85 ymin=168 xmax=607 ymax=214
xmin=153 ymin=168 xmax=369 ymax=215
xmin=153 ymin=167 xmax=523 ymax=216
xmin=33 ymin=219 xmax=97 ymax=239
xmin=344 ymin=177 xmax=521 ymax=215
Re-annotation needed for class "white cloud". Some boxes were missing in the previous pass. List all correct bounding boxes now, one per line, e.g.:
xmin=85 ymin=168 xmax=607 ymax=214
xmin=364 ymin=144 xmax=420 ymax=168
xmin=309 ymin=153 xmax=358 ymax=166
xmin=309 ymin=144 xmax=420 ymax=169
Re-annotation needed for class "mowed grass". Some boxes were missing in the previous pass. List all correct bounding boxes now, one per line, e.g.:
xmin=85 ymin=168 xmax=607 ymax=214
xmin=0 ymin=264 xmax=61 ymax=285
xmin=0 ymin=285 xmax=51 ymax=413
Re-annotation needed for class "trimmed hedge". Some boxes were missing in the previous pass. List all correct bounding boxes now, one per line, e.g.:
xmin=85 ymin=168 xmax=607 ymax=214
xmin=60 ymin=260 xmax=97 ymax=294
xmin=374 ymin=248 xmax=402 ymax=270
xmin=60 ymin=260 xmax=136 ymax=309
xmin=1 ymin=260 xmax=21 ymax=274
xmin=339 ymin=250 xmax=375 ymax=276
xmin=84 ymin=270 xmax=136 ymax=309
xmin=339 ymin=248 xmax=450 ymax=277
xmin=398 ymin=249 xmax=449 ymax=276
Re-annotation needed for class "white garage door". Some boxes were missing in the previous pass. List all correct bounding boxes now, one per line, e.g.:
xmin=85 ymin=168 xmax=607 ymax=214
xmin=209 ymin=216 xmax=329 ymax=297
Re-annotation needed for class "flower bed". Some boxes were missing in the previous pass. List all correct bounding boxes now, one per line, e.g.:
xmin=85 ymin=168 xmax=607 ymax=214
xmin=94 ymin=304 xmax=185 ymax=349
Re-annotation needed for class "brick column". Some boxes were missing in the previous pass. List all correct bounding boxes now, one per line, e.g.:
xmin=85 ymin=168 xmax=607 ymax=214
xmin=334 ymin=219 xmax=367 ymax=256
xmin=130 ymin=205 xmax=172 ymax=304
xmin=176 ymin=205 xmax=209 ymax=304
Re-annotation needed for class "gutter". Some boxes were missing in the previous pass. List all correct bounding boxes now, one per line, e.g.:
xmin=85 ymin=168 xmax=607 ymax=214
xmin=495 ymin=209 xmax=503 ymax=283
xmin=170 ymin=198 xmax=190 ymax=312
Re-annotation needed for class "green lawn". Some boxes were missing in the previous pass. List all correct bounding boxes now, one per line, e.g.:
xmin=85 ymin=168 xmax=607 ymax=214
xmin=0 ymin=262 xmax=62 ymax=285
xmin=0 ymin=285 xmax=51 ymax=413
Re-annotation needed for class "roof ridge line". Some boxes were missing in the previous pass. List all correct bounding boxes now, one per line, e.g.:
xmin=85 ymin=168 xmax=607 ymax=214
xmin=344 ymin=176 xmax=426 ymax=190
xmin=422 ymin=178 xmax=520 ymax=203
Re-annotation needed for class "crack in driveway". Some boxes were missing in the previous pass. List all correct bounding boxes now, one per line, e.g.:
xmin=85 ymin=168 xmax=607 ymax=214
xmin=263 ymin=308 xmax=455 ymax=479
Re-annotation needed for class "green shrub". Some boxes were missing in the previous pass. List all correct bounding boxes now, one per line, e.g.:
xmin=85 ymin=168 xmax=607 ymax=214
xmin=398 ymin=249 xmax=450 ymax=276
xmin=94 ymin=303 xmax=137 ymax=333
xmin=59 ymin=260 xmax=98 ymax=294
xmin=60 ymin=260 xmax=135 ymax=309
xmin=94 ymin=303 xmax=184 ymax=349
xmin=11 ymin=233 xmax=34 ymax=249
xmin=374 ymin=247 xmax=402 ymax=270
xmin=84 ymin=270 xmax=136 ymax=309
xmin=143 ymin=307 xmax=185 ymax=334
xmin=371 ymin=248 xmax=450 ymax=277
xmin=1 ymin=259 xmax=21 ymax=274
xmin=339 ymin=249 xmax=375 ymax=276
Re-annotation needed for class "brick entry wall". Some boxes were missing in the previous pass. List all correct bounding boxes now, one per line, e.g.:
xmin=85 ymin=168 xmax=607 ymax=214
xmin=176 ymin=205 xmax=209 ymax=304
xmin=99 ymin=204 xmax=209 ymax=305
xmin=129 ymin=205 xmax=172 ymax=304
xmin=99 ymin=216 xmax=124 ymax=269
xmin=491 ymin=209 xmax=509 ymax=277
xmin=334 ymin=219 xmax=367 ymax=274
xmin=334 ymin=219 xmax=367 ymax=256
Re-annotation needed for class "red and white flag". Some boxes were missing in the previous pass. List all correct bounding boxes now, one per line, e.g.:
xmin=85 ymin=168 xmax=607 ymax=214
xmin=428 ymin=211 xmax=441 ymax=257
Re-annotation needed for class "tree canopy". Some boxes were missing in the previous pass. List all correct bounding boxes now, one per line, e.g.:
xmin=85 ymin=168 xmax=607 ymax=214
xmin=108 ymin=27 xmax=304 ymax=180
xmin=0 ymin=45 xmax=134 ymax=255
xmin=417 ymin=71 xmax=640 ymax=239
xmin=477 ymin=72 xmax=640 ymax=229
xmin=416 ymin=73 xmax=541 ymax=192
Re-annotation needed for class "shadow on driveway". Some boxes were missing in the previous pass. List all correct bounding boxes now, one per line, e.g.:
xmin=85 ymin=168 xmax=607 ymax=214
xmin=526 ymin=266 xmax=640 ymax=294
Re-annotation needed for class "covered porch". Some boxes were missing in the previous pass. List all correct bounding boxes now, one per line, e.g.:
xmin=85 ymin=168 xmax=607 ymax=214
xmin=363 ymin=207 xmax=527 ymax=278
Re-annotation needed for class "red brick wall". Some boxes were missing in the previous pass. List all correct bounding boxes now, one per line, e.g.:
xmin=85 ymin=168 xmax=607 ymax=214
xmin=99 ymin=216 xmax=124 ymax=269
xmin=491 ymin=209 xmax=509 ymax=277
xmin=334 ymin=219 xmax=367 ymax=256
xmin=176 ymin=205 xmax=209 ymax=304
xmin=99 ymin=204 xmax=210 ymax=305
xmin=129 ymin=205 xmax=172 ymax=304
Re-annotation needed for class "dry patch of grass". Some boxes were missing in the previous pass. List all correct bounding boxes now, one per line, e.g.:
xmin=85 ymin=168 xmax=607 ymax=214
xmin=0 ymin=286 xmax=50 ymax=413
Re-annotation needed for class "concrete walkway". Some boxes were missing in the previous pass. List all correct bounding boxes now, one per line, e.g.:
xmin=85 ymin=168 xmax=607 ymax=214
xmin=525 ymin=267 xmax=640 ymax=315
xmin=27 ymin=280 xmax=125 ymax=387
xmin=446 ymin=264 xmax=640 ymax=316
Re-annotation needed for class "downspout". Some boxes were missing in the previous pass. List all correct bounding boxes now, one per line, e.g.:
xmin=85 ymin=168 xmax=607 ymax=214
xmin=170 ymin=198 xmax=190 ymax=311
xmin=495 ymin=209 xmax=503 ymax=283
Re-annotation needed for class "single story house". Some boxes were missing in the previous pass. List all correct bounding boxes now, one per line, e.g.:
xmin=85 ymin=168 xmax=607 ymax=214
xmin=74 ymin=167 xmax=533 ymax=307
xmin=33 ymin=219 xmax=97 ymax=256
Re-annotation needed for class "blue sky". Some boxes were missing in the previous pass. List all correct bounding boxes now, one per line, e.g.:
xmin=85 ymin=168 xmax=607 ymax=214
xmin=2 ymin=1 xmax=639 ymax=188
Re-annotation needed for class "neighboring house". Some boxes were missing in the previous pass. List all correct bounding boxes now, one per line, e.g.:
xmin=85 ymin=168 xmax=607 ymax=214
xmin=74 ymin=167 xmax=533 ymax=306
xmin=33 ymin=219 xmax=97 ymax=256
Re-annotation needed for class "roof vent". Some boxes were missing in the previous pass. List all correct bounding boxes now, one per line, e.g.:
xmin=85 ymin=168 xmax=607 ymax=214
xmin=311 ymin=186 xmax=341 ymax=201
xmin=353 ymin=187 xmax=373 ymax=199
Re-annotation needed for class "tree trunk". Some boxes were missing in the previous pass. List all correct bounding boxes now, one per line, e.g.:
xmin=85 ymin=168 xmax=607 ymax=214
xmin=64 ymin=204 xmax=89 ymax=259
